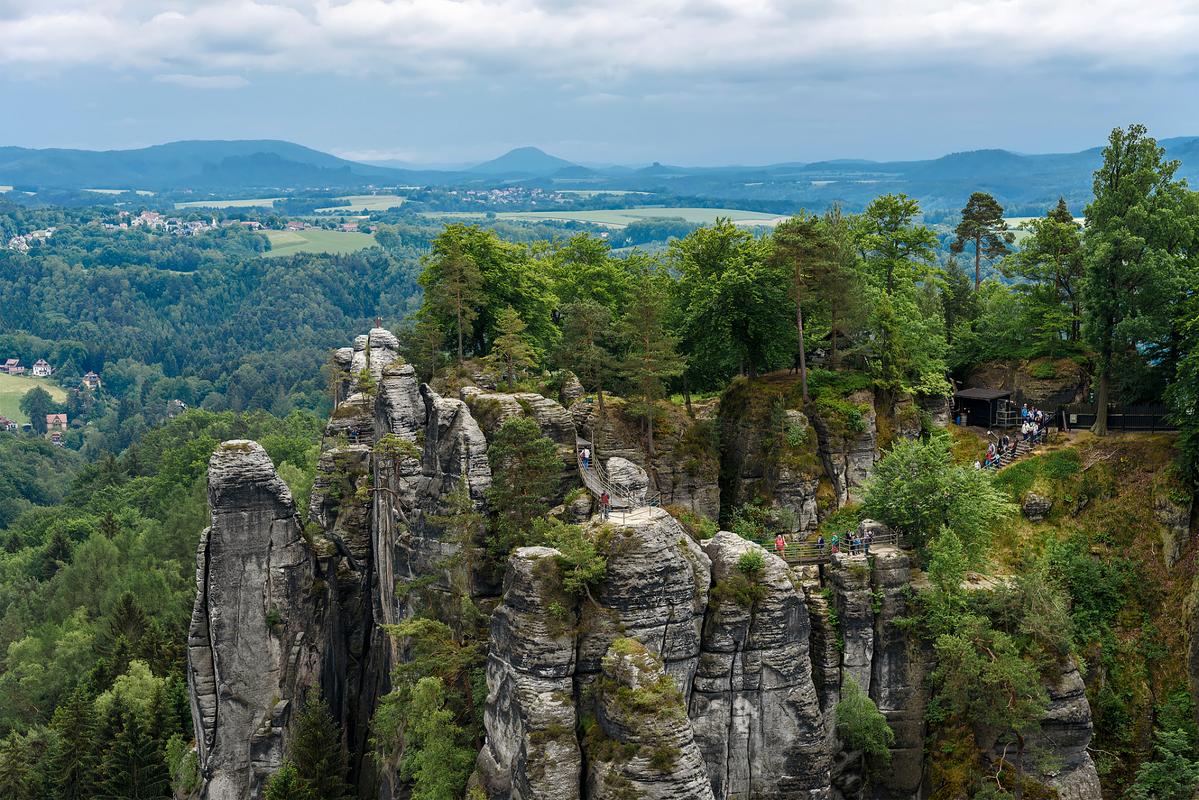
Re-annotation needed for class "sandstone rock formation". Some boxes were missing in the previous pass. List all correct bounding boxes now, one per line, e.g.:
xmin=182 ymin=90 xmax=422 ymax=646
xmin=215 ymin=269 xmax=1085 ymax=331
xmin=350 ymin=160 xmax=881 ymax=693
xmin=477 ymin=547 xmax=581 ymax=800
xmin=587 ymin=639 xmax=716 ymax=800
xmin=690 ymin=532 xmax=830 ymax=798
xmin=187 ymin=441 xmax=323 ymax=800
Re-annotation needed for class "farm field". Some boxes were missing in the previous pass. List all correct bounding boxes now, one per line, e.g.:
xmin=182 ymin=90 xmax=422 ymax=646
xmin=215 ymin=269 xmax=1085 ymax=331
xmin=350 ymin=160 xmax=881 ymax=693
xmin=317 ymin=194 xmax=405 ymax=212
xmin=422 ymin=207 xmax=787 ymax=228
xmin=176 ymin=197 xmax=281 ymax=209
xmin=84 ymin=188 xmax=155 ymax=196
xmin=0 ymin=374 xmax=67 ymax=424
xmin=263 ymin=228 xmax=377 ymax=257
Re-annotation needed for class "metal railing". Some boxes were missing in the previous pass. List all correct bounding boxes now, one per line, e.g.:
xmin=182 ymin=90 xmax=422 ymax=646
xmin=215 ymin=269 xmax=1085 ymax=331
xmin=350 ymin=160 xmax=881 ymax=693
xmin=575 ymin=440 xmax=659 ymax=510
xmin=779 ymin=529 xmax=903 ymax=564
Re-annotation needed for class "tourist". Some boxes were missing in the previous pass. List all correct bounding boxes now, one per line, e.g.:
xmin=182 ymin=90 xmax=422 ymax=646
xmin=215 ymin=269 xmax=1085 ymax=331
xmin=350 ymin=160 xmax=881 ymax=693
xmin=1021 ymin=403 xmax=1029 ymax=420
xmin=864 ymin=530 xmax=873 ymax=555
xmin=1021 ymin=419 xmax=1031 ymax=441
xmin=775 ymin=533 xmax=787 ymax=558
xmin=581 ymin=447 xmax=591 ymax=469
xmin=600 ymin=491 xmax=610 ymax=520
xmin=790 ymin=352 xmax=802 ymax=375
xmin=817 ymin=534 xmax=825 ymax=554
xmin=830 ymin=533 xmax=840 ymax=554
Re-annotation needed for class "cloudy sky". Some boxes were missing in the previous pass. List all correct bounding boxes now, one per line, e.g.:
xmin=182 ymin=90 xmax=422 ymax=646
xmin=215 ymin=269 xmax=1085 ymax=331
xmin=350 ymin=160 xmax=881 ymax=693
xmin=2 ymin=0 xmax=1198 ymax=165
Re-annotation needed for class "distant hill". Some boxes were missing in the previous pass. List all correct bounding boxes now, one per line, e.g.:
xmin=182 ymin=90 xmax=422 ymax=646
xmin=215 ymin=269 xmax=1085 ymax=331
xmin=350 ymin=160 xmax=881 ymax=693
xmin=4 ymin=136 xmax=1199 ymax=212
xmin=471 ymin=147 xmax=576 ymax=177
xmin=0 ymin=140 xmax=457 ymax=191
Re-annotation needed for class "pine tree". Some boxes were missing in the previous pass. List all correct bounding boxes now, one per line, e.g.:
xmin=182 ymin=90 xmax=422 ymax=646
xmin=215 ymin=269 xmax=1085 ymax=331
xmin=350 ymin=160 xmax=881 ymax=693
xmin=289 ymin=694 xmax=353 ymax=800
xmin=264 ymin=762 xmax=318 ymax=800
xmin=951 ymin=191 xmax=1014 ymax=289
xmin=45 ymin=688 xmax=99 ymax=800
xmin=97 ymin=695 xmax=170 ymax=800
xmin=617 ymin=272 xmax=685 ymax=460
xmin=485 ymin=417 xmax=561 ymax=558
xmin=772 ymin=213 xmax=837 ymax=402
xmin=0 ymin=732 xmax=33 ymax=800
xmin=419 ymin=227 xmax=484 ymax=364
xmin=486 ymin=306 xmax=537 ymax=390
xmin=555 ymin=300 xmax=616 ymax=432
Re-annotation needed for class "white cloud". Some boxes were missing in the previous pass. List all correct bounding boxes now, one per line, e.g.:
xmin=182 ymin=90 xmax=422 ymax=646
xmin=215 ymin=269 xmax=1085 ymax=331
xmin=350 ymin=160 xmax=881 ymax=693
xmin=154 ymin=73 xmax=249 ymax=89
xmin=0 ymin=0 xmax=1197 ymax=85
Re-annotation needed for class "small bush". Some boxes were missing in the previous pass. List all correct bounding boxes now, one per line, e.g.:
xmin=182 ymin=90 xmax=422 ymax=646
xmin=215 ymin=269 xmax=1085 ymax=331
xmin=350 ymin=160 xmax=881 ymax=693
xmin=736 ymin=550 xmax=765 ymax=576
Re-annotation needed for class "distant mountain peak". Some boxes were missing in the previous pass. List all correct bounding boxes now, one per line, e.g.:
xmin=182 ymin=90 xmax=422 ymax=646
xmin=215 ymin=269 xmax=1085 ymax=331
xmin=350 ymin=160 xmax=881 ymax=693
xmin=471 ymin=146 xmax=576 ymax=176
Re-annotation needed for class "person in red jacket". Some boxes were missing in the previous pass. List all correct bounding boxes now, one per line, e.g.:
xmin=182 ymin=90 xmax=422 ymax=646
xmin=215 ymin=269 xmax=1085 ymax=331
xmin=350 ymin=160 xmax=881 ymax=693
xmin=775 ymin=533 xmax=787 ymax=558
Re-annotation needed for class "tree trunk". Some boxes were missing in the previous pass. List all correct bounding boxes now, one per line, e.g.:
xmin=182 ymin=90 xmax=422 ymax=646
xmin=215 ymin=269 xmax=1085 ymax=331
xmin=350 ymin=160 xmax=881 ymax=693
xmin=974 ymin=235 xmax=982 ymax=291
xmin=646 ymin=405 xmax=655 ymax=460
xmin=1093 ymin=367 xmax=1110 ymax=436
xmin=596 ymin=386 xmax=605 ymax=457
xmin=456 ymin=303 xmax=464 ymax=364
xmin=796 ymin=298 xmax=810 ymax=403
xmin=830 ymin=305 xmax=840 ymax=369
xmin=682 ymin=374 xmax=694 ymax=419
xmin=1013 ymin=734 xmax=1025 ymax=800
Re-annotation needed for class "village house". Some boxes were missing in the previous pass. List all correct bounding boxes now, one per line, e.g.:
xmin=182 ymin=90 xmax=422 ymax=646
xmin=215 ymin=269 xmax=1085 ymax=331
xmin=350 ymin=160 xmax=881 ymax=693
xmin=45 ymin=414 xmax=68 ymax=435
xmin=0 ymin=417 xmax=17 ymax=432
xmin=1 ymin=358 xmax=19 ymax=374
xmin=285 ymin=220 xmax=309 ymax=231
xmin=31 ymin=359 xmax=52 ymax=378
xmin=167 ymin=399 xmax=189 ymax=418
xmin=82 ymin=371 xmax=102 ymax=390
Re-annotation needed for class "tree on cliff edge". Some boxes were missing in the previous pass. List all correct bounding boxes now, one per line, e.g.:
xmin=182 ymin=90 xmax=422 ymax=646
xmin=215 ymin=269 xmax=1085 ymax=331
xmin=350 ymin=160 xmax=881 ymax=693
xmin=420 ymin=229 xmax=483 ymax=364
xmin=1082 ymin=124 xmax=1190 ymax=436
xmin=951 ymin=191 xmax=1014 ymax=290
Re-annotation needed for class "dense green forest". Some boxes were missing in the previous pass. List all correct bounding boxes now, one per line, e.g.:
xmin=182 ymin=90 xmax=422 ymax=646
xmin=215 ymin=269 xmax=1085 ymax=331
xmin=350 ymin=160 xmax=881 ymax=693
xmin=0 ymin=123 xmax=1197 ymax=798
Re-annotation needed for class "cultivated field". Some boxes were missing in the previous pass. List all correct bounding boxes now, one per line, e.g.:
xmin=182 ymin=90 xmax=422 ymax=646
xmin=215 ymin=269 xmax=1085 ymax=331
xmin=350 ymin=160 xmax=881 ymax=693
xmin=175 ymin=197 xmax=282 ymax=209
xmin=317 ymin=194 xmax=406 ymax=212
xmin=0 ymin=374 xmax=68 ymax=424
xmin=423 ymin=207 xmax=787 ymax=228
xmin=263 ymin=229 xmax=377 ymax=257
xmin=84 ymin=188 xmax=156 ymax=196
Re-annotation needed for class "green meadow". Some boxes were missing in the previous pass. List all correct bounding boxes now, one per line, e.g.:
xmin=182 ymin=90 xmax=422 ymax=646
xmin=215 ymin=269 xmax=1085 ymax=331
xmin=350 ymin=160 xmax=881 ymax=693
xmin=263 ymin=228 xmax=377 ymax=257
xmin=0 ymin=374 xmax=67 ymax=424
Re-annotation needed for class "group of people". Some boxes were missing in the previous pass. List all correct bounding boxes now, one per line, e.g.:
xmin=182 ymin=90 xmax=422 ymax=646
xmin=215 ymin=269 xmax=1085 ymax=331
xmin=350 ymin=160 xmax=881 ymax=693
xmin=1020 ymin=404 xmax=1050 ymax=443
xmin=816 ymin=530 xmax=872 ymax=556
xmin=977 ymin=404 xmax=1052 ymax=469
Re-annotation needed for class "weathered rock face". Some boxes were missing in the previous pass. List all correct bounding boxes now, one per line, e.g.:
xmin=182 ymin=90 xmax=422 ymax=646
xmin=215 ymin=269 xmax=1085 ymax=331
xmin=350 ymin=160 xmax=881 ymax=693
xmin=572 ymin=399 xmax=721 ymax=519
xmin=987 ymin=662 xmax=1101 ymax=800
xmin=576 ymin=508 xmax=711 ymax=693
xmin=810 ymin=389 xmax=877 ymax=508
xmin=588 ymin=639 xmax=716 ymax=800
xmin=867 ymin=548 xmax=926 ymax=796
xmin=477 ymin=547 xmax=581 ymax=800
xmin=604 ymin=456 xmax=649 ymax=504
xmin=964 ymin=358 xmax=1088 ymax=408
xmin=462 ymin=388 xmax=578 ymax=501
xmin=1153 ymin=483 xmax=1193 ymax=567
xmin=188 ymin=441 xmax=323 ymax=800
xmin=690 ymin=532 xmax=831 ymax=799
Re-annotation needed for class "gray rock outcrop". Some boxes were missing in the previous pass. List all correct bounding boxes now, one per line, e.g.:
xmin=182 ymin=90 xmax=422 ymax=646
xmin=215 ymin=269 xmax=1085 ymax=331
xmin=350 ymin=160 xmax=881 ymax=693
xmin=477 ymin=547 xmax=581 ymax=800
xmin=810 ymin=389 xmax=877 ymax=508
xmin=576 ymin=507 xmax=711 ymax=694
xmin=187 ymin=441 xmax=323 ymax=800
xmin=587 ymin=639 xmax=716 ymax=800
xmin=1021 ymin=491 xmax=1053 ymax=522
xmin=604 ymin=456 xmax=650 ymax=504
xmin=690 ymin=532 xmax=831 ymax=798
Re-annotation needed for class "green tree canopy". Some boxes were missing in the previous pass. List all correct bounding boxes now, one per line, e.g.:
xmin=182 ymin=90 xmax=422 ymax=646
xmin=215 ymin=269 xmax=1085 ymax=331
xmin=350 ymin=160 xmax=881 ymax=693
xmin=861 ymin=435 xmax=1016 ymax=560
xmin=951 ymin=191 xmax=1014 ymax=289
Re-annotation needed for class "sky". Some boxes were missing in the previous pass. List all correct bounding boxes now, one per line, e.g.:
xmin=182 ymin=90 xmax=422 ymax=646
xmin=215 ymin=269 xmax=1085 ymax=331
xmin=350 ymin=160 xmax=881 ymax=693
xmin=2 ymin=0 xmax=1199 ymax=166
